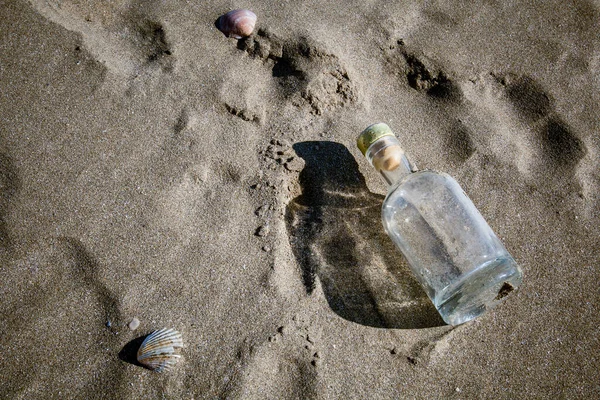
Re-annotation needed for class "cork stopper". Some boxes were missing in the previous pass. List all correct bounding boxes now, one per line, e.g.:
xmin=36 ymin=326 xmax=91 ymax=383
xmin=372 ymin=144 xmax=404 ymax=171
xmin=357 ymin=123 xmax=395 ymax=156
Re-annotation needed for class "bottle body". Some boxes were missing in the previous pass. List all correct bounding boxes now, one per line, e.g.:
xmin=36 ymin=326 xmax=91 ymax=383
xmin=382 ymin=171 xmax=522 ymax=325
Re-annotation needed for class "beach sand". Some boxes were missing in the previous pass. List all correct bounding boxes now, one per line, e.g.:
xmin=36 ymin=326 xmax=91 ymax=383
xmin=1 ymin=0 xmax=599 ymax=398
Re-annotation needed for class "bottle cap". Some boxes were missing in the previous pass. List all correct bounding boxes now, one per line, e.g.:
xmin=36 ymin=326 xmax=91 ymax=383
xmin=357 ymin=123 xmax=395 ymax=156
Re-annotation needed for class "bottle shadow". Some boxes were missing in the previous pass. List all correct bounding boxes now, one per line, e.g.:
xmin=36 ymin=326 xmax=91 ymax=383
xmin=285 ymin=141 xmax=445 ymax=329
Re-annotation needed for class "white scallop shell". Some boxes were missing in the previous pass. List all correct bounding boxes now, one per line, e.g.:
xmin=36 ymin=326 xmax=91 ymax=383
xmin=217 ymin=9 xmax=257 ymax=39
xmin=137 ymin=328 xmax=183 ymax=372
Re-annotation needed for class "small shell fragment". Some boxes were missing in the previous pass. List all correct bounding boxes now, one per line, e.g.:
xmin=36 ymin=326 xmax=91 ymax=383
xmin=137 ymin=328 xmax=183 ymax=372
xmin=128 ymin=317 xmax=140 ymax=331
xmin=217 ymin=9 xmax=257 ymax=39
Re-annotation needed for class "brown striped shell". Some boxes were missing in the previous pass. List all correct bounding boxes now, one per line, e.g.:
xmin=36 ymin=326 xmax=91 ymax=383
xmin=217 ymin=9 xmax=257 ymax=39
xmin=136 ymin=328 xmax=183 ymax=372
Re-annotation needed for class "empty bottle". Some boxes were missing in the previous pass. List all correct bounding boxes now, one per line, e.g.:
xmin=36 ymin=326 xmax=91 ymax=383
xmin=357 ymin=123 xmax=522 ymax=325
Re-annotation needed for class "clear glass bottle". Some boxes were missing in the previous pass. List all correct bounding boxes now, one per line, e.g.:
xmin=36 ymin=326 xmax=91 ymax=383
xmin=357 ymin=123 xmax=522 ymax=325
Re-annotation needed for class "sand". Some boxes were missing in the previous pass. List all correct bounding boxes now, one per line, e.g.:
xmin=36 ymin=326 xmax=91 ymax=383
xmin=0 ymin=0 xmax=599 ymax=398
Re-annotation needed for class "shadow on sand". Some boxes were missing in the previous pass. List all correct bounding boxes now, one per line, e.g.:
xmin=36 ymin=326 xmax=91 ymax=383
xmin=119 ymin=334 xmax=150 ymax=369
xmin=286 ymin=141 xmax=445 ymax=329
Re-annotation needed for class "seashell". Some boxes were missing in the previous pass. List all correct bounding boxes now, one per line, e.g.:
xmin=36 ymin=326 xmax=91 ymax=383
xmin=217 ymin=9 xmax=257 ymax=39
xmin=137 ymin=328 xmax=183 ymax=372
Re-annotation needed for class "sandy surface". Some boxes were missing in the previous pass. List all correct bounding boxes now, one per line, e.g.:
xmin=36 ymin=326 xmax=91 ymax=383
xmin=1 ymin=0 xmax=599 ymax=398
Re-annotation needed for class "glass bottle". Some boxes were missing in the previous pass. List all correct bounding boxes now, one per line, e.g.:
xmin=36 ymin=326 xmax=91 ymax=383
xmin=357 ymin=123 xmax=522 ymax=325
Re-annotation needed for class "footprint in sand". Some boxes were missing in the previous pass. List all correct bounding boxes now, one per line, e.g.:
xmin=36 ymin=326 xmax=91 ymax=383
xmin=493 ymin=73 xmax=587 ymax=176
xmin=385 ymin=39 xmax=463 ymax=102
xmin=1 ymin=238 xmax=124 ymax=397
xmin=29 ymin=0 xmax=174 ymax=75
xmin=285 ymin=142 xmax=444 ymax=329
xmin=384 ymin=40 xmax=482 ymax=168
xmin=229 ymin=342 xmax=318 ymax=399
xmin=219 ymin=58 xmax=270 ymax=125
xmin=226 ymin=325 xmax=320 ymax=399
xmin=459 ymin=71 xmax=588 ymax=196
xmin=238 ymin=29 xmax=359 ymax=115
xmin=386 ymin=39 xmax=587 ymax=193
xmin=219 ymin=28 xmax=359 ymax=126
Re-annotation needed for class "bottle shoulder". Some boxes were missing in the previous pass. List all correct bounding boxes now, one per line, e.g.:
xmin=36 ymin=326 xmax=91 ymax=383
xmin=385 ymin=170 xmax=456 ymax=200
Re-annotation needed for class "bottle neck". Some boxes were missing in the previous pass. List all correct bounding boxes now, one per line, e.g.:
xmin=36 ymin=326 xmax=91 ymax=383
xmin=365 ymin=136 xmax=415 ymax=189
xmin=379 ymin=153 xmax=414 ymax=188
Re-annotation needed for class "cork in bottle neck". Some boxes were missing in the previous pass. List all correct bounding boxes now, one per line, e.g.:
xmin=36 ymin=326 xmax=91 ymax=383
xmin=358 ymin=123 xmax=414 ymax=187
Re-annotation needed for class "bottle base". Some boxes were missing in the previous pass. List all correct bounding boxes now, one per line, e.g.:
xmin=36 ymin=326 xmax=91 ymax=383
xmin=435 ymin=257 xmax=522 ymax=326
